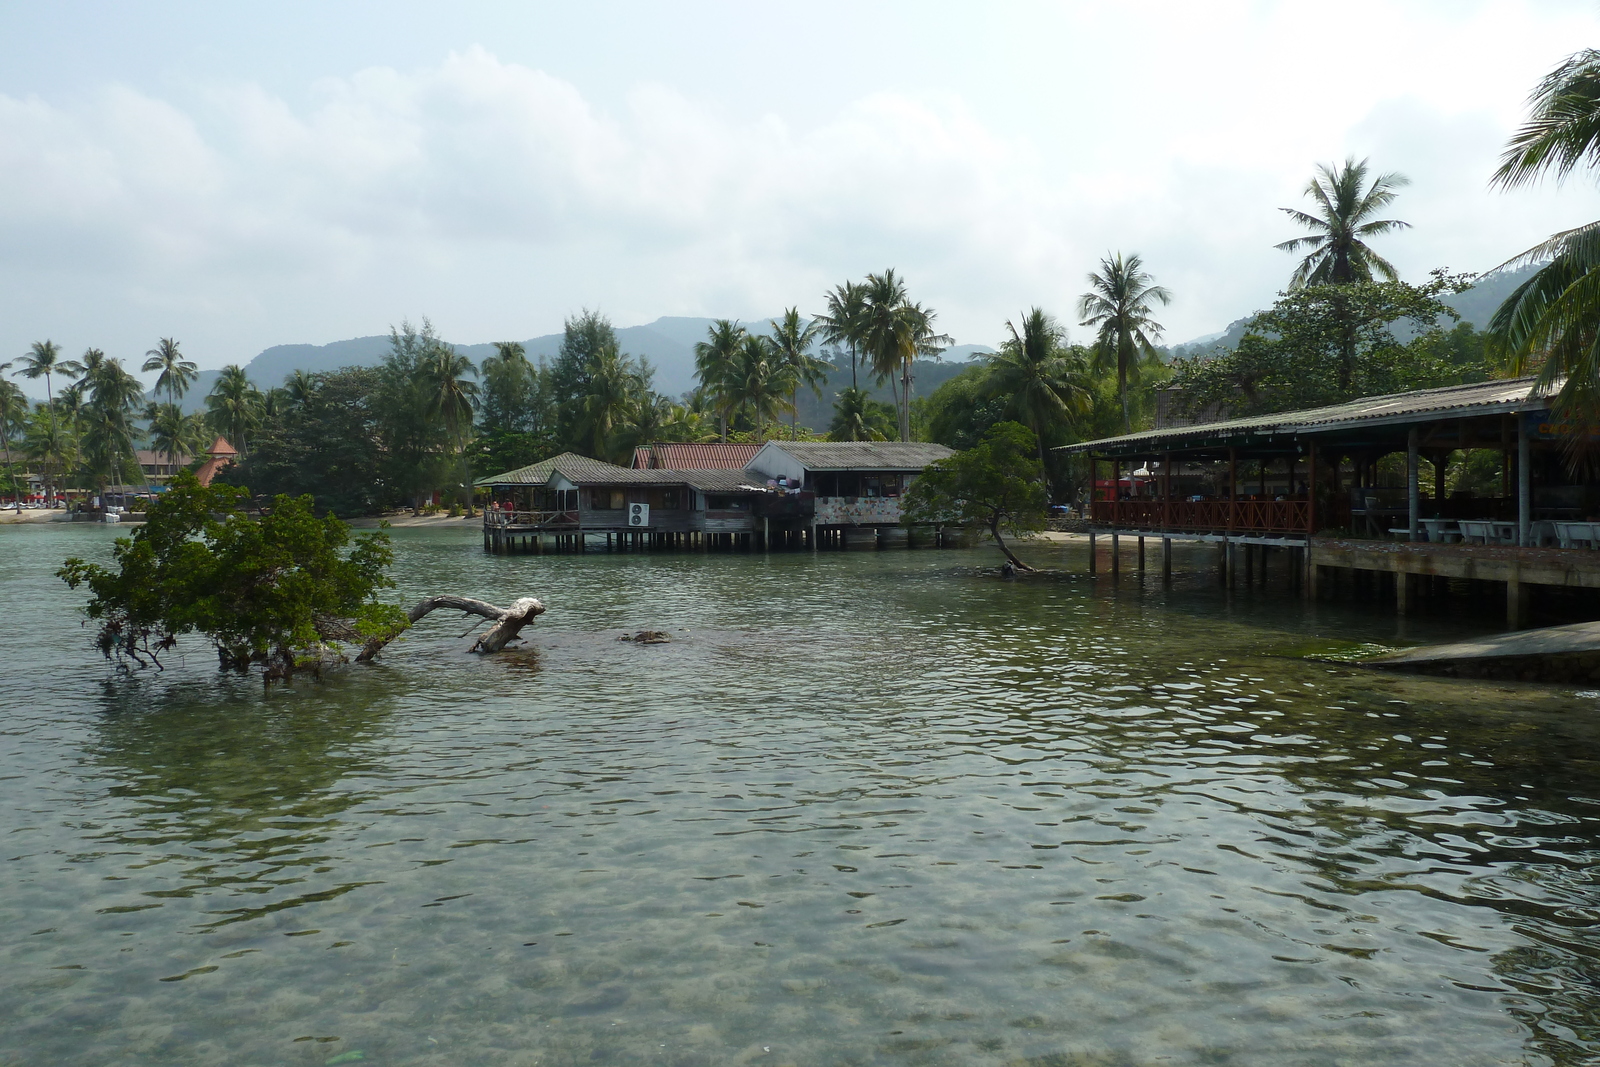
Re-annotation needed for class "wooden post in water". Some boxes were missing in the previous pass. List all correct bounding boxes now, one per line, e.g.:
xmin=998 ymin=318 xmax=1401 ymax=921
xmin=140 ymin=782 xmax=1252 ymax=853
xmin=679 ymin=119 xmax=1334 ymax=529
xmin=1111 ymin=533 xmax=1120 ymax=577
xmin=1138 ymin=536 xmax=1145 ymax=573
xmin=1089 ymin=531 xmax=1097 ymax=574
xmin=1161 ymin=537 xmax=1172 ymax=586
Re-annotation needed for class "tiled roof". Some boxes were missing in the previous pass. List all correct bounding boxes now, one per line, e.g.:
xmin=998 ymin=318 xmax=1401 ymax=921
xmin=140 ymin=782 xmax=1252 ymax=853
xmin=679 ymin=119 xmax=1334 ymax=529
xmin=476 ymin=453 xmax=634 ymax=486
xmin=208 ymin=436 xmax=238 ymax=457
xmin=763 ymin=441 xmax=956 ymax=470
xmin=644 ymin=443 xmax=762 ymax=470
xmin=1057 ymin=376 xmax=1554 ymax=454
xmin=680 ymin=470 xmax=770 ymax=492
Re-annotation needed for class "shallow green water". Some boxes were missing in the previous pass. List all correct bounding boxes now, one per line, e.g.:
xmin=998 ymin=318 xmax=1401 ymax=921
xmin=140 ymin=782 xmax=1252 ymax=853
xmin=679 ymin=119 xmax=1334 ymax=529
xmin=4 ymin=523 xmax=1600 ymax=1067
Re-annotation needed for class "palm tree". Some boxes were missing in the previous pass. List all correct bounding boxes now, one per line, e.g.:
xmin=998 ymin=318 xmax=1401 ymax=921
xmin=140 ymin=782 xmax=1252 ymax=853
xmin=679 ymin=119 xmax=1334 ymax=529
xmin=817 ymin=281 xmax=868 ymax=390
xmin=828 ymin=387 xmax=895 ymax=442
xmin=987 ymin=308 xmax=1091 ymax=474
xmin=858 ymin=270 xmax=951 ymax=441
xmin=693 ymin=319 xmax=745 ymax=442
xmin=206 ymin=365 xmax=263 ymax=456
xmin=419 ymin=344 xmax=479 ymax=512
xmin=142 ymin=338 xmax=197 ymax=406
xmin=0 ymin=365 xmax=24 ymax=510
xmin=730 ymin=334 xmax=794 ymax=443
xmin=82 ymin=357 xmax=145 ymax=498
xmin=283 ymin=368 xmax=319 ymax=409
xmin=1488 ymin=48 xmax=1600 ymax=425
xmin=13 ymin=341 xmax=82 ymax=501
xmin=1276 ymin=157 xmax=1410 ymax=286
xmin=767 ymin=309 xmax=826 ymax=439
xmin=1078 ymin=252 xmax=1172 ymax=433
xmin=578 ymin=345 xmax=642 ymax=462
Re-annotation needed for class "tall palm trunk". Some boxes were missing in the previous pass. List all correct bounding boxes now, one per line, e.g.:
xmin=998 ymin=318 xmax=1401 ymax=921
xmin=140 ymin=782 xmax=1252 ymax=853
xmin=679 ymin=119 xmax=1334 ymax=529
xmin=899 ymin=358 xmax=913 ymax=441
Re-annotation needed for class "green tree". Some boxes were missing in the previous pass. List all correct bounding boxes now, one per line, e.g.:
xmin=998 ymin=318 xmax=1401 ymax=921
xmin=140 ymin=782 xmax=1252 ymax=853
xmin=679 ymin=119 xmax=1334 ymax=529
xmin=226 ymin=367 xmax=388 ymax=516
xmin=987 ymin=308 xmax=1091 ymax=478
xmin=81 ymin=357 xmax=145 ymax=497
xmin=575 ymin=343 xmax=645 ymax=463
xmin=374 ymin=320 xmax=450 ymax=512
xmin=1078 ymin=252 xmax=1171 ymax=432
xmin=1170 ymin=272 xmax=1473 ymax=417
xmin=1488 ymin=48 xmax=1600 ymax=424
xmin=206 ymin=365 xmax=263 ymax=456
xmin=901 ymin=421 xmax=1048 ymax=570
xmin=769 ymin=308 xmax=827 ymax=440
xmin=59 ymin=471 xmax=405 ymax=679
xmin=730 ymin=333 xmax=794 ymax=443
xmin=419 ymin=343 xmax=478 ymax=513
xmin=142 ymin=338 xmax=198 ymax=406
xmin=549 ymin=310 xmax=618 ymax=449
xmin=0 ymin=366 xmax=25 ymax=509
xmin=145 ymin=401 xmax=208 ymax=475
xmin=475 ymin=341 xmax=557 ymax=476
xmin=1275 ymin=156 xmax=1411 ymax=286
xmin=14 ymin=340 xmax=83 ymax=501
xmin=817 ymin=281 xmax=868 ymax=391
xmin=827 ymin=386 xmax=896 ymax=441
xmin=858 ymin=269 xmax=951 ymax=441
xmin=694 ymin=319 xmax=745 ymax=442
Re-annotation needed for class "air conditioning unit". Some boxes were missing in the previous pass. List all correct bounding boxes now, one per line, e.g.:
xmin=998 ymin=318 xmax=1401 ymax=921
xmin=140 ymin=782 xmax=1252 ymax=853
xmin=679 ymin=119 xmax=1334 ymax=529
xmin=628 ymin=502 xmax=649 ymax=528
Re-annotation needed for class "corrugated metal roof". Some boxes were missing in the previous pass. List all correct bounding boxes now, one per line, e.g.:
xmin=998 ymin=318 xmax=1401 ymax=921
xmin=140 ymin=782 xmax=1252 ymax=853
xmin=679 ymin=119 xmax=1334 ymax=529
xmin=476 ymin=453 xmax=771 ymax=491
xmin=764 ymin=441 xmax=955 ymax=470
xmin=647 ymin=443 xmax=762 ymax=470
xmin=1057 ymin=377 xmax=1553 ymax=454
xmin=678 ymin=470 xmax=770 ymax=492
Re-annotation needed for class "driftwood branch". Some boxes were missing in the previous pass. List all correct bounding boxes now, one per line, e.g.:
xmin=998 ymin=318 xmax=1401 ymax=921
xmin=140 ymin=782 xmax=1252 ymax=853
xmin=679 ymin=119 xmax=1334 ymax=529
xmin=354 ymin=595 xmax=546 ymax=662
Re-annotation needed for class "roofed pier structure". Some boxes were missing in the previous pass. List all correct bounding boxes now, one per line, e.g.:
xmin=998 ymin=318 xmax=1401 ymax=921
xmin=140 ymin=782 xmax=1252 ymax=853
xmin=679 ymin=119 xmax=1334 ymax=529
xmin=1057 ymin=377 xmax=1600 ymax=628
xmin=475 ymin=441 xmax=957 ymax=555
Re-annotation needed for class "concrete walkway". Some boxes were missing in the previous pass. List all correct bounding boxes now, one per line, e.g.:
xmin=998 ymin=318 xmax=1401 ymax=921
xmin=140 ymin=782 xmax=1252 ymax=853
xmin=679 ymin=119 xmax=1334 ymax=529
xmin=1368 ymin=621 xmax=1600 ymax=683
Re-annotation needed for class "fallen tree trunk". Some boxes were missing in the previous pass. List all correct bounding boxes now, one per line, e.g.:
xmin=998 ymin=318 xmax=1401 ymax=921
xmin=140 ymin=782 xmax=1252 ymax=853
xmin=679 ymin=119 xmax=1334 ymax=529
xmin=354 ymin=595 xmax=546 ymax=662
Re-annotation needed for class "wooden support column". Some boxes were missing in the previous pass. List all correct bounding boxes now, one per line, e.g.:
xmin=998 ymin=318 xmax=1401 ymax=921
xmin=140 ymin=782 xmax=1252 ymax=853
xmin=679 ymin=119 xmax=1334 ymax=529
xmin=1138 ymin=535 xmax=1146 ymax=573
xmin=1518 ymin=415 xmax=1531 ymax=547
xmin=1162 ymin=451 xmax=1172 ymax=532
xmin=1111 ymin=532 xmax=1120 ymax=577
xmin=1407 ymin=427 xmax=1420 ymax=542
xmin=1507 ymin=567 xmax=1529 ymax=629
xmin=1396 ymin=570 xmax=1411 ymax=615
xmin=1228 ymin=448 xmax=1238 ymax=535
xmin=1088 ymin=531 xmax=1097 ymax=574
xmin=1162 ymin=536 xmax=1172 ymax=586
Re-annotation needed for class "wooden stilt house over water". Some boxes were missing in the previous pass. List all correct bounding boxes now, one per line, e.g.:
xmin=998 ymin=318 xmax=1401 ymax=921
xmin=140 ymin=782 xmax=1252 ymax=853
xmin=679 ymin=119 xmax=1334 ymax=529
xmin=1058 ymin=376 xmax=1600 ymax=627
xmin=477 ymin=441 xmax=956 ymax=554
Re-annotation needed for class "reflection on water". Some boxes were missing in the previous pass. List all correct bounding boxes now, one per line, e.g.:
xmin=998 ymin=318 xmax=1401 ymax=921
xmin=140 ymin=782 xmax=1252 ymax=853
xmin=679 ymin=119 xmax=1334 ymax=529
xmin=4 ymin=523 xmax=1600 ymax=1065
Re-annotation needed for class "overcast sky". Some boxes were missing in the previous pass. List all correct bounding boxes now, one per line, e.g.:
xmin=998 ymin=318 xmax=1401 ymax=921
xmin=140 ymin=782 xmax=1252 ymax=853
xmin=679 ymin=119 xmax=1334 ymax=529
xmin=2 ymin=1 xmax=1597 ymax=384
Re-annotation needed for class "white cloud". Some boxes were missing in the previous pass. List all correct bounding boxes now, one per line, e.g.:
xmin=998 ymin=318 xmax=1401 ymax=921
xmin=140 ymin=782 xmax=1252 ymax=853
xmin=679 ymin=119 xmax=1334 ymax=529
xmin=0 ymin=16 xmax=1595 ymax=382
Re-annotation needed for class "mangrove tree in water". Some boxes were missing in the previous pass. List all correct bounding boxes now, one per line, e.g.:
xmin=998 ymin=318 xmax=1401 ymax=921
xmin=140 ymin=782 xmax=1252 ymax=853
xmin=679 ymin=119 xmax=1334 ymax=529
xmin=58 ymin=471 xmax=544 ymax=679
xmin=902 ymin=421 xmax=1048 ymax=571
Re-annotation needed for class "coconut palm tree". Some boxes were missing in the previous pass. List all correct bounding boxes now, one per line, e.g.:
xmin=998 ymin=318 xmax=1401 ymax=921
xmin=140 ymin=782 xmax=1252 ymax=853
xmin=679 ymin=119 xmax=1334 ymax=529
xmin=81 ymin=357 xmax=145 ymax=498
xmin=768 ymin=308 xmax=827 ymax=439
xmin=141 ymin=338 xmax=197 ymax=405
xmin=1276 ymin=157 xmax=1410 ymax=286
xmin=419 ymin=344 xmax=479 ymax=512
xmin=0 ymin=365 xmax=24 ymax=510
xmin=13 ymin=341 xmax=82 ymax=501
xmin=827 ymin=387 xmax=895 ymax=442
xmin=987 ymin=308 xmax=1091 ymax=474
xmin=730 ymin=334 xmax=794 ymax=444
xmin=1078 ymin=252 xmax=1172 ymax=433
xmin=578 ymin=345 xmax=642 ymax=462
xmin=693 ymin=319 xmax=745 ymax=442
xmin=1488 ymin=48 xmax=1600 ymax=424
xmin=817 ymin=281 xmax=868 ymax=390
xmin=859 ymin=270 xmax=951 ymax=441
xmin=206 ymin=365 xmax=263 ymax=456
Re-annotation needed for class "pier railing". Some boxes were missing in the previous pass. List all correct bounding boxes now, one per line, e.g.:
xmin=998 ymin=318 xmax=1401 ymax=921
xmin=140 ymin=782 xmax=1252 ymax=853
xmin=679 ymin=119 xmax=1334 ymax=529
xmin=1091 ymin=498 xmax=1311 ymax=535
xmin=484 ymin=509 xmax=579 ymax=528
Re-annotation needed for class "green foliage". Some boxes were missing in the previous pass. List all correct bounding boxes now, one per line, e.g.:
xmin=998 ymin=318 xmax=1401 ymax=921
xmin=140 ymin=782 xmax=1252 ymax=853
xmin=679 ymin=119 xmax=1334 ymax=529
xmin=1078 ymin=253 xmax=1171 ymax=432
xmin=1488 ymin=49 xmax=1600 ymax=431
xmin=828 ymin=386 xmax=896 ymax=441
xmin=1275 ymin=156 xmax=1410 ymax=286
xmin=902 ymin=421 xmax=1047 ymax=567
xmin=224 ymin=367 xmax=388 ymax=515
xmin=59 ymin=471 xmax=405 ymax=678
xmin=1170 ymin=272 xmax=1478 ymax=417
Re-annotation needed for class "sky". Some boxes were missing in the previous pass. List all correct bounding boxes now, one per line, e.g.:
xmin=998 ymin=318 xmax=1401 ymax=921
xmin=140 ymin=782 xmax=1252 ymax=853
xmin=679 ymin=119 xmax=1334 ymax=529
xmin=1 ymin=0 xmax=1597 ymax=387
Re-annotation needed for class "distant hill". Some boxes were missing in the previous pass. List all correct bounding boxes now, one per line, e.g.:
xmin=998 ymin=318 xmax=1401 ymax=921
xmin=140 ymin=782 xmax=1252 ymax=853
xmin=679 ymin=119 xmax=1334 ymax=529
xmin=1166 ymin=265 xmax=1541 ymax=360
xmin=182 ymin=317 xmax=993 ymax=413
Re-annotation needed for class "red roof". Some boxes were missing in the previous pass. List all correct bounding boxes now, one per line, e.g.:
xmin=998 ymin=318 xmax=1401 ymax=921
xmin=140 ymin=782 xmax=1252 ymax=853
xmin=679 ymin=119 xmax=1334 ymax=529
xmin=638 ymin=443 xmax=762 ymax=470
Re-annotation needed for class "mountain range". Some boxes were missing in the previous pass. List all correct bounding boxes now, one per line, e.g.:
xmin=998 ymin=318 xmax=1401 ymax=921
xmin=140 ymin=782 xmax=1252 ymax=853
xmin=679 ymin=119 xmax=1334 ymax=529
xmin=175 ymin=317 xmax=995 ymax=411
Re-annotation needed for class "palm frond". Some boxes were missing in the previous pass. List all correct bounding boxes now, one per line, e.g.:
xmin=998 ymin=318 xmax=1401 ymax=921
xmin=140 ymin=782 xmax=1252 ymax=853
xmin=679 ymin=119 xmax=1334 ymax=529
xmin=1493 ymin=48 xmax=1600 ymax=188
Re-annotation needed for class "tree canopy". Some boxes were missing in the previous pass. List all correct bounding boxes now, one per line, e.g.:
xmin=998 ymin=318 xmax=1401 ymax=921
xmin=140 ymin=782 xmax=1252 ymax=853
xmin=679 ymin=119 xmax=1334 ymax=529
xmin=901 ymin=421 xmax=1048 ymax=570
xmin=59 ymin=471 xmax=405 ymax=679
